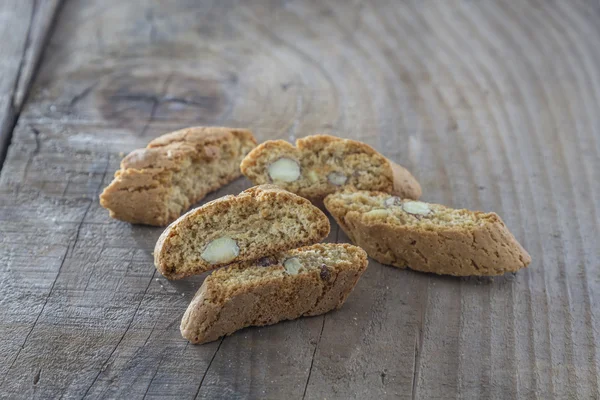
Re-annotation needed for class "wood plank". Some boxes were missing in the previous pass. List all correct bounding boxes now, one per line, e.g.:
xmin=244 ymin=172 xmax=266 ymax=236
xmin=0 ymin=0 xmax=599 ymax=399
xmin=0 ymin=0 xmax=62 ymax=166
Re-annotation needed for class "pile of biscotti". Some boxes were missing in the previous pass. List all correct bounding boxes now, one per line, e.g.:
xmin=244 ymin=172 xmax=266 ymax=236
xmin=100 ymin=126 xmax=531 ymax=344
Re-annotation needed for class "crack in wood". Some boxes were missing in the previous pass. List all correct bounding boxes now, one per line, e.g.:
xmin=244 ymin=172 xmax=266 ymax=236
xmin=141 ymin=350 xmax=166 ymax=400
xmin=410 ymin=331 xmax=420 ymax=400
xmin=11 ymin=0 xmax=39 ymax=111
xmin=0 ymin=105 xmax=16 ymax=172
xmin=302 ymin=315 xmax=326 ymax=400
xmin=82 ymin=242 xmax=105 ymax=293
xmin=141 ymin=320 xmax=158 ymax=349
xmin=30 ymin=126 xmax=40 ymax=155
xmin=0 ymin=0 xmax=63 ymax=171
xmin=0 ymin=148 xmax=107 ymax=386
xmin=139 ymin=72 xmax=174 ymax=137
xmin=14 ymin=1 xmax=64 ymax=108
xmin=69 ymin=80 xmax=101 ymax=108
xmin=193 ymin=337 xmax=225 ymax=399
xmin=0 ymin=233 xmax=70 ymax=388
xmin=81 ymin=269 xmax=158 ymax=399
xmin=32 ymin=368 xmax=41 ymax=386
xmin=411 ymin=280 xmax=428 ymax=400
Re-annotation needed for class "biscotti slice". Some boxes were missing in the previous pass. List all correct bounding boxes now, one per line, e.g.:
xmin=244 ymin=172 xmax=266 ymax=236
xmin=240 ymin=135 xmax=421 ymax=203
xmin=99 ymin=126 xmax=257 ymax=226
xmin=180 ymin=243 xmax=368 ymax=344
xmin=324 ymin=190 xmax=531 ymax=276
xmin=154 ymin=185 xmax=330 ymax=279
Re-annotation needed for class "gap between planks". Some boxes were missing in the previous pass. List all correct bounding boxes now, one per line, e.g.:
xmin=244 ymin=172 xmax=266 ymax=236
xmin=0 ymin=0 xmax=63 ymax=170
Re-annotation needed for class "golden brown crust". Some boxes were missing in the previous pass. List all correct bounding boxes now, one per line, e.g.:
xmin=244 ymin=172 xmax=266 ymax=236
xmin=180 ymin=243 xmax=368 ymax=344
xmin=99 ymin=126 xmax=257 ymax=226
xmin=389 ymin=160 xmax=422 ymax=200
xmin=154 ymin=185 xmax=331 ymax=279
xmin=240 ymin=134 xmax=421 ymax=203
xmin=324 ymin=191 xmax=531 ymax=276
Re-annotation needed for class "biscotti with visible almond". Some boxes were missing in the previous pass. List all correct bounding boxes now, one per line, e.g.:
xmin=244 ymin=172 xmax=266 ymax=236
xmin=324 ymin=190 xmax=531 ymax=276
xmin=240 ymin=135 xmax=421 ymax=203
xmin=154 ymin=185 xmax=330 ymax=279
xmin=100 ymin=126 xmax=257 ymax=226
xmin=180 ymin=243 xmax=368 ymax=344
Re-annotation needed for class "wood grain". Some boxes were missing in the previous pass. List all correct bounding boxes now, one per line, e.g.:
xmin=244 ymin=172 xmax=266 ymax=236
xmin=0 ymin=0 xmax=599 ymax=398
xmin=0 ymin=0 xmax=62 ymax=166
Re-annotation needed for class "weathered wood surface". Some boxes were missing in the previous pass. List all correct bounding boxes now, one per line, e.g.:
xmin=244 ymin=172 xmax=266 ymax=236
xmin=0 ymin=0 xmax=62 ymax=165
xmin=1 ymin=0 xmax=599 ymax=398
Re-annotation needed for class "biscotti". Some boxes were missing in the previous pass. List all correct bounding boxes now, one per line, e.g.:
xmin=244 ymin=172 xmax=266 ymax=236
xmin=100 ymin=126 xmax=257 ymax=226
xmin=324 ymin=190 xmax=531 ymax=276
xmin=180 ymin=243 xmax=368 ymax=344
xmin=240 ymin=135 xmax=421 ymax=203
xmin=154 ymin=185 xmax=330 ymax=279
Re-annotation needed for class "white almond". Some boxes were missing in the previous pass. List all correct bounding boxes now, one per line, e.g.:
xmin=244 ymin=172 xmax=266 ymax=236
xmin=365 ymin=208 xmax=390 ymax=217
xmin=201 ymin=237 xmax=239 ymax=264
xmin=402 ymin=201 xmax=431 ymax=216
xmin=283 ymin=257 xmax=303 ymax=275
xmin=268 ymin=158 xmax=301 ymax=182
xmin=365 ymin=209 xmax=389 ymax=218
xmin=327 ymin=172 xmax=347 ymax=186
xmin=384 ymin=196 xmax=402 ymax=207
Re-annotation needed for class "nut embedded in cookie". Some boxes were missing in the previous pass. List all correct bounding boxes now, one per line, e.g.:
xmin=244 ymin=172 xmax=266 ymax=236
xmin=201 ymin=237 xmax=240 ymax=264
xmin=324 ymin=190 xmax=532 ymax=277
xmin=401 ymin=200 xmax=431 ymax=216
xmin=283 ymin=257 xmax=303 ymax=274
xmin=267 ymin=157 xmax=301 ymax=182
xmin=180 ymin=243 xmax=368 ymax=344
xmin=327 ymin=171 xmax=348 ymax=186
xmin=154 ymin=185 xmax=330 ymax=279
xmin=240 ymin=134 xmax=421 ymax=203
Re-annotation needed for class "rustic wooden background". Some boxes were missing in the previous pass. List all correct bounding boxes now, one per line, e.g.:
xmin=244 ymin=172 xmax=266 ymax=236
xmin=1 ymin=0 xmax=599 ymax=399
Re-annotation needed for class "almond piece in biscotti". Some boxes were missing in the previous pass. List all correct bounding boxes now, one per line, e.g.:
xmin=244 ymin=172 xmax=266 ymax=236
xmin=240 ymin=134 xmax=421 ymax=204
xmin=99 ymin=126 xmax=257 ymax=226
xmin=154 ymin=185 xmax=330 ymax=279
xmin=180 ymin=243 xmax=368 ymax=344
xmin=267 ymin=157 xmax=301 ymax=182
xmin=324 ymin=190 xmax=531 ymax=277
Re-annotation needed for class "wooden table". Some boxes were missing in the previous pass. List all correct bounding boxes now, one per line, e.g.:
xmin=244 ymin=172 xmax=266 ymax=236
xmin=1 ymin=1 xmax=599 ymax=398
